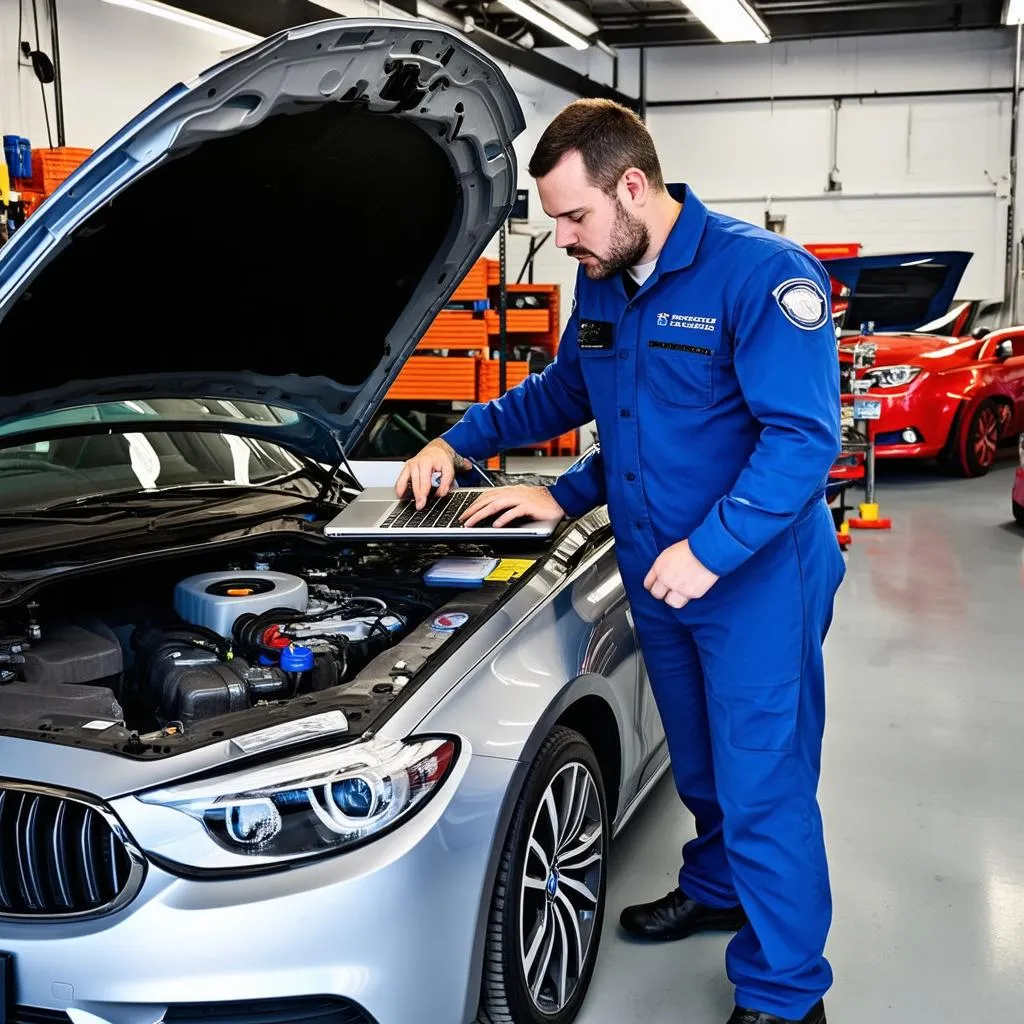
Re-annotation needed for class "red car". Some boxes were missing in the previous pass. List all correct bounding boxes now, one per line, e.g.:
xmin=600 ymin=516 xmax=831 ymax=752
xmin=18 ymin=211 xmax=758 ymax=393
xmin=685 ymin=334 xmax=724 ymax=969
xmin=825 ymin=251 xmax=1023 ymax=477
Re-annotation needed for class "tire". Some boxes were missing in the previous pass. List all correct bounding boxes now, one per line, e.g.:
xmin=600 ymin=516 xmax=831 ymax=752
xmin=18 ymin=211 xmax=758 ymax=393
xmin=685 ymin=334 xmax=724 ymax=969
xmin=478 ymin=726 xmax=609 ymax=1024
xmin=1014 ymin=500 xmax=1024 ymax=527
xmin=942 ymin=399 xmax=1002 ymax=478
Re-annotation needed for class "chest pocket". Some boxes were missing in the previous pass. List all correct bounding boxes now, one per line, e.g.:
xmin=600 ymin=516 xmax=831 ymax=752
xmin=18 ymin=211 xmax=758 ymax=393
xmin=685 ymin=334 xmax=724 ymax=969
xmin=577 ymin=319 xmax=617 ymax=399
xmin=646 ymin=339 xmax=715 ymax=409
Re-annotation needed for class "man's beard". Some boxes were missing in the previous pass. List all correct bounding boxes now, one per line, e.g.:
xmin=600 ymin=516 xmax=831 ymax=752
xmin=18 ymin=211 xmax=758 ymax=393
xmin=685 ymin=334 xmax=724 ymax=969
xmin=568 ymin=200 xmax=651 ymax=280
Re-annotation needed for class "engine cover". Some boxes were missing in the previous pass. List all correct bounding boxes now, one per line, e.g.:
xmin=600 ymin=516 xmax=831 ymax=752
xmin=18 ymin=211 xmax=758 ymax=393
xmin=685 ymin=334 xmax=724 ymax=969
xmin=173 ymin=571 xmax=308 ymax=638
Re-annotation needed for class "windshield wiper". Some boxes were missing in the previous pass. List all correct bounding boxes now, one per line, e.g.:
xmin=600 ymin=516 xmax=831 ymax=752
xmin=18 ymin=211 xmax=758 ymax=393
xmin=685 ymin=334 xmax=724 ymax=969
xmin=46 ymin=483 xmax=306 ymax=510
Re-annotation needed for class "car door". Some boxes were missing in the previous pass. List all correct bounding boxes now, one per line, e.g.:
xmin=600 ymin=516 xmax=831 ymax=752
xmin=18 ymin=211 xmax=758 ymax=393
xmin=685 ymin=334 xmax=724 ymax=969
xmin=574 ymin=546 xmax=666 ymax=806
xmin=1002 ymin=335 xmax=1024 ymax=432
xmin=984 ymin=332 xmax=1024 ymax=432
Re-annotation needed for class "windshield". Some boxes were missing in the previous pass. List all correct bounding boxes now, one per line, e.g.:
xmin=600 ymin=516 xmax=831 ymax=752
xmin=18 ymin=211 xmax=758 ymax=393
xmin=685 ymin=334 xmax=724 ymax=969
xmin=0 ymin=398 xmax=302 ymax=438
xmin=0 ymin=400 xmax=311 ymax=511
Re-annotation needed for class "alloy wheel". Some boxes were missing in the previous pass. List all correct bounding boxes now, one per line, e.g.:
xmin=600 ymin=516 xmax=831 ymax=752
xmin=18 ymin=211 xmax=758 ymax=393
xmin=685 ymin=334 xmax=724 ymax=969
xmin=518 ymin=762 xmax=604 ymax=1016
xmin=973 ymin=407 xmax=999 ymax=467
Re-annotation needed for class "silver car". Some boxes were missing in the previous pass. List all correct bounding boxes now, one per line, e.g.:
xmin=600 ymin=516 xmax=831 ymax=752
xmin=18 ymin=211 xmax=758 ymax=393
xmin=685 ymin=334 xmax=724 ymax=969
xmin=0 ymin=20 xmax=668 ymax=1024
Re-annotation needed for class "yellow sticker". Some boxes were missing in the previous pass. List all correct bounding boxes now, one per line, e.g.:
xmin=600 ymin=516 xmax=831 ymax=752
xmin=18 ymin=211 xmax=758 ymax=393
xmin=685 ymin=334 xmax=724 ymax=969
xmin=485 ymin=558 xmax=536 ymax=582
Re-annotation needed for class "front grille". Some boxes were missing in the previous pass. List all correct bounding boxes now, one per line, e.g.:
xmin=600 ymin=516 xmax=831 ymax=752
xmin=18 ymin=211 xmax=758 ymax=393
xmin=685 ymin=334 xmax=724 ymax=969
xmin=0 ymin=782 xmax=145 ymax=919
xmin=164 ymin=997 xmax=378 ymax=1023
xmin=11 ymin=999 xmax=377 ymax=1024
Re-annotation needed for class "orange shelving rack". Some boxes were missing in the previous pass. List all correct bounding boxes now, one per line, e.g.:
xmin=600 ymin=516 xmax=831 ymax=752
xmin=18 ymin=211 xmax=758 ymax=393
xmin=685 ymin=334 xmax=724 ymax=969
xmin=385 ymin=257 xmax=577 ymax=461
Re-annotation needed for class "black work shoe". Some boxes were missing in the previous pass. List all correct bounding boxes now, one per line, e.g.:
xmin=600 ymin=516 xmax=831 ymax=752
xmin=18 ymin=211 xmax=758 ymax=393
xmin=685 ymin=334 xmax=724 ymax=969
xmin=727 ymin=999 xmax=826 ymax=1024
xmin=618 ymin=887 xmax=747 ymax=940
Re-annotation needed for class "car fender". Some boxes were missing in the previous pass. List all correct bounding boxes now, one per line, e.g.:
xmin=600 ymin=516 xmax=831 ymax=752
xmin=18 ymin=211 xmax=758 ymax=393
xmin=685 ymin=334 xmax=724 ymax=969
xmin=410 ymin=568 xmax=634 ymax=783
xmin=939 ymin=374 xmax=1013 ymax=451
xmin=420 ymin=665 xmax=627 ymax=1024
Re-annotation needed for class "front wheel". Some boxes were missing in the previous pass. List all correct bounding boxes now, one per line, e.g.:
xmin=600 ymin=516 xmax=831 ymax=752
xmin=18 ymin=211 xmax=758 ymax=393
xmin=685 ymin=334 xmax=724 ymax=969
xmin=942 ymin=399 xmax=1002 ymax=477
xmin=478 ymin=726 xmax=609 ymax=1024
xmin=1014 ymin=500 xmax=1024 ymax=527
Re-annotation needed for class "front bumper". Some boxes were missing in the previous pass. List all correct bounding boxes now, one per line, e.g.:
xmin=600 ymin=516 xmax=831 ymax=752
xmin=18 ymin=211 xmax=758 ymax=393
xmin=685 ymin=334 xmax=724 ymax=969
xmin=1013 ymin=467 xmax=1024 ymax=509
xmin=0 ymin=750 xmax=519 ymax=1024
xmin=841 ymin=388 xmax=952 ymax=459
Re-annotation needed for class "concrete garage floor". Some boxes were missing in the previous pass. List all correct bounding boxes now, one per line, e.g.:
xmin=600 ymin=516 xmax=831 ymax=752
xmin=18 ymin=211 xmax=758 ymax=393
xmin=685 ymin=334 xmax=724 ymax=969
xmin=507 ymin=455 xmax=1024 ymax=1024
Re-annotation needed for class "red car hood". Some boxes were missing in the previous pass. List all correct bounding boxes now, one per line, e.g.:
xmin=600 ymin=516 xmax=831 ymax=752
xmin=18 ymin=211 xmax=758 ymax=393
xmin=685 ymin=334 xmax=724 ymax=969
xmin=840 ymin=333 xmax=980 ymax=369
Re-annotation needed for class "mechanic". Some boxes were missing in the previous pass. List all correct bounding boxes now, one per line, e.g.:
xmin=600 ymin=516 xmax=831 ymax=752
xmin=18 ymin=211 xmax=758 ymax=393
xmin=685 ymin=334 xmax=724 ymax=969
xmin=395 ymin=99 xmax=846 ymax=1024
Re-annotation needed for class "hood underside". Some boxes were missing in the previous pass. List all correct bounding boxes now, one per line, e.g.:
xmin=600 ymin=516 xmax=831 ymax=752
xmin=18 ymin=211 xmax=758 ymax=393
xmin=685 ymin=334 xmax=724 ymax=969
xmin=0 ymin=20 xmax=524 ymax=461
xmin=822 ymin=250 xmax=973 ymax=334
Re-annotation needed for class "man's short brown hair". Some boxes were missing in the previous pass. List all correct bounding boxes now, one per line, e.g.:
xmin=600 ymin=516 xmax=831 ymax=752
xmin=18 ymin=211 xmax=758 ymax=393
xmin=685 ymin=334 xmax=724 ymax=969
xmin=528 ymin=99 xmax=665 ymax=194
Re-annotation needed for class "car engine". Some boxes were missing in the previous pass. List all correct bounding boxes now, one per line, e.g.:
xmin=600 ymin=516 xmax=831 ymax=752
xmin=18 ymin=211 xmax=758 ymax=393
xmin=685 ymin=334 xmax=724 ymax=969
xmin=0 ymin=542 xmax=512 ymax=745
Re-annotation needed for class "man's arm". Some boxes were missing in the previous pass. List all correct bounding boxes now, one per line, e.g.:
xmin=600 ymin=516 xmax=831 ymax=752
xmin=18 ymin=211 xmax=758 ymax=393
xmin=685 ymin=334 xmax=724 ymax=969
xmin=396 ymin=276 xmax=603 ymax=509
xmin=548 ymin=445 xmax=606 ymax=518
xmin=686 ymin=248 xmax=841 ymax=578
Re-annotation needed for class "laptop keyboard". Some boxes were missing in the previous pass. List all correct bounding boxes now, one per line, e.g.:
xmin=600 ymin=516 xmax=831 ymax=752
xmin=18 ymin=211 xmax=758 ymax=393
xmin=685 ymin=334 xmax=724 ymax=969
xmin=380 ymin=490 xmax=484 ymax=530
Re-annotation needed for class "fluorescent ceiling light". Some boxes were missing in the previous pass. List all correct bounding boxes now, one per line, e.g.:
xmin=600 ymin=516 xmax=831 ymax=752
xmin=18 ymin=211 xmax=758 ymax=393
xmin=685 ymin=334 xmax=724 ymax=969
xmin=681 ymin=0 xmax=770 ymax=44
xmin=101 ymin=0 xmax=263 ymax=47
xmin=1005 ymin=0 xmax=1024 ymax=23
xmin=501 ymin=0 xmax=592 ymax=49
xmin=528 ymin=0 xmax=599 ymax=38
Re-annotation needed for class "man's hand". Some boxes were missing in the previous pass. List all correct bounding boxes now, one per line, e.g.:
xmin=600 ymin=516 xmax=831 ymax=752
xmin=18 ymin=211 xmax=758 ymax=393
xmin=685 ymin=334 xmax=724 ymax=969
xmin=644 ymin=539 xmax=719 ymax=609
xmin=395 ymin=439 xmax=466 ymax=510
xmin=459 ymin=485 xmax=566 ymax=528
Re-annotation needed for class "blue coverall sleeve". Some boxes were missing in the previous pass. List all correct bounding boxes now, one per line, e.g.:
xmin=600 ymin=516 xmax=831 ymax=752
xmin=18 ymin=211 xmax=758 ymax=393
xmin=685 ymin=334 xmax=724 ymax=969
xmin=439 ymin=279 xmax=607 ymax=517
xmin=548 ymin=446 xmax=605 ymax=517
xmin=686 ymin=248 xmax=841 ymax=577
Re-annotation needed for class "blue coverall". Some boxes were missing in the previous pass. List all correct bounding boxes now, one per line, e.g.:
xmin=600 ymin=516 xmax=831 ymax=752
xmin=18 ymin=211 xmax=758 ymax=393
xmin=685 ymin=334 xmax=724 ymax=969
xmin=441 ymin=184 xmax=847 ymax=1019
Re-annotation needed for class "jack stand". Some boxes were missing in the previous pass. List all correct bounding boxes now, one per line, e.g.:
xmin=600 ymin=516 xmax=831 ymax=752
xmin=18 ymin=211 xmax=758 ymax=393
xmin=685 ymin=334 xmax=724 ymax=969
xmin=849 ymin=421 xmax=892 ymax=530
xmin=836 ymin=520 xmax=852 ymax=549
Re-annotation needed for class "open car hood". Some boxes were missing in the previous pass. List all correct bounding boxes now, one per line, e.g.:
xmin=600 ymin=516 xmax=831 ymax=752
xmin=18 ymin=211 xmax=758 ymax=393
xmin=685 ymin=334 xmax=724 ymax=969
xmin=821 ymin=250 xmax=972 ymax=333
xmin=0 ymin=20 xmax=523 ymax=463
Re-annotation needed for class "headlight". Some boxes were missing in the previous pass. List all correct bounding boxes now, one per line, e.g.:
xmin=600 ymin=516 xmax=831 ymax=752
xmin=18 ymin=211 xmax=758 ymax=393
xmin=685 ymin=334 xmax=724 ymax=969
xmin=137 ymin=735 xmax=457 ymax=865
xmin=1019 ymin=433 xmax=1024 ymax=467
xmin=862 ymin=365 xmax=921 ymax=388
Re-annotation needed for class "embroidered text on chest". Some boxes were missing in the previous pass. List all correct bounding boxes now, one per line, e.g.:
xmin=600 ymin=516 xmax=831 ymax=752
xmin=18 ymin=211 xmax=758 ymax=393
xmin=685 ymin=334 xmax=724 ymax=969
xmin=655 ymin=313 xmax=719 ymax=332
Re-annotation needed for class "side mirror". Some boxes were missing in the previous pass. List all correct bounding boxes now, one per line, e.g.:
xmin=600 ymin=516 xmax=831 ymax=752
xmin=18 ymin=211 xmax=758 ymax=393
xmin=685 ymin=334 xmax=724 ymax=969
xmin=996 ymin=339 xmax=1014 ymax=360
xmin=971 ymin=326 xmax=991 ymax=340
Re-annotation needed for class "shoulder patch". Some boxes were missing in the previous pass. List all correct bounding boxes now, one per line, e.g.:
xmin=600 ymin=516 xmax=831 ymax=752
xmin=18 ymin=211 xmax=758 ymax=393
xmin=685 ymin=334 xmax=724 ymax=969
xmin=772 ymin=278 xmax=829 ymax=331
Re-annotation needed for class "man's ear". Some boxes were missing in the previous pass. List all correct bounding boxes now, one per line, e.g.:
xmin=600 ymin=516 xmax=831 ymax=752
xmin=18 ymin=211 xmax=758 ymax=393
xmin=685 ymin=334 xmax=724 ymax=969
xmin=620 ymin=168 xmax=649 ymax=206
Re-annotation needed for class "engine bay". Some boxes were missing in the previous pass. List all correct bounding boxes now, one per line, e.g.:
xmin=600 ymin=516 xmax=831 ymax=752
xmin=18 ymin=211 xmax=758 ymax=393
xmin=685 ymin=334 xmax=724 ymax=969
xmin=0 ymin=538 xmax=534 ymax=755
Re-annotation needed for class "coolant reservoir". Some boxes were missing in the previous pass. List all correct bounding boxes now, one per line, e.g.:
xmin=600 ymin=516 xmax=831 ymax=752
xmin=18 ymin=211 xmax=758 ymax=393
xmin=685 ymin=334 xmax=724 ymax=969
xmin=174 ymin=571 xmax=308 ymax=638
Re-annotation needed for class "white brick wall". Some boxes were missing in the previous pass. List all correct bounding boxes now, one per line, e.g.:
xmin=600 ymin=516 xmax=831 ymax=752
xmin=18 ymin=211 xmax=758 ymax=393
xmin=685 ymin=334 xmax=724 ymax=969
xmin=640 ymin=31 xmax=1019 ymax=302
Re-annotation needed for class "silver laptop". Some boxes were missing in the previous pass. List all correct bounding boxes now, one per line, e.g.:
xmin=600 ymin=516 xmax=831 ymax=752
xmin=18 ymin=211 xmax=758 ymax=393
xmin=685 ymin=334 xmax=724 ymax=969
xmin=323 ymin=487 xmax=562 ymax=540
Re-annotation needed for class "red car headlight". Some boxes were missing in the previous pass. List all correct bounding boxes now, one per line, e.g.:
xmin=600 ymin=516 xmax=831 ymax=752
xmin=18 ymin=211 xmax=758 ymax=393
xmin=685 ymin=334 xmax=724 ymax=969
xmin=862 ymin=365 xmax=922 ymax=389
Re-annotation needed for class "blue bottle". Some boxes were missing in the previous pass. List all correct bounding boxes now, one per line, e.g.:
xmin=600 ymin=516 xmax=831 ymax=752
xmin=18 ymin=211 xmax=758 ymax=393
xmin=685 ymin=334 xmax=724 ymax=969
xmin=18 ymin=138 xmax=32 ymax=179
xmin=3 ymin=137 xmax=19 ymax=180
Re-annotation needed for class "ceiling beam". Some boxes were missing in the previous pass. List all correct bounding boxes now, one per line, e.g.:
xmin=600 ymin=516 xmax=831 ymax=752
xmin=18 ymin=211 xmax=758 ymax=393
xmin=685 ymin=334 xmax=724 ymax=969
xmin=601 ymin=1 xmax=1005 ymax=47
xmin=162 ymin=0 xmax=638 ymax=108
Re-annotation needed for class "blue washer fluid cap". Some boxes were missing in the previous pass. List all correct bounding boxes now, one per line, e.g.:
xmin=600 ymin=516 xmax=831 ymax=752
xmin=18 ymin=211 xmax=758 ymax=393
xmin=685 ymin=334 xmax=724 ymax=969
xmin=280 ymin=644 xmax=315 ymax=673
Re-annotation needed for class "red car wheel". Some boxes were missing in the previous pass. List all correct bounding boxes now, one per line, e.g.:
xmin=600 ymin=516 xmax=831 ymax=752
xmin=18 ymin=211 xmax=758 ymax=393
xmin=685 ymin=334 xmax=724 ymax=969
xmin=947 ymin=399 xmax=1002 ymax=478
